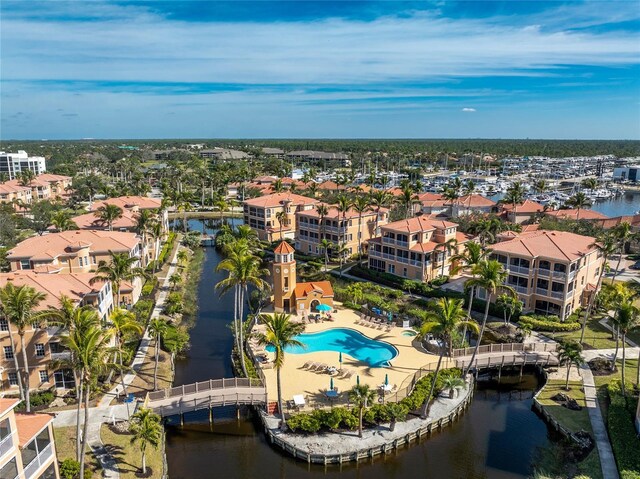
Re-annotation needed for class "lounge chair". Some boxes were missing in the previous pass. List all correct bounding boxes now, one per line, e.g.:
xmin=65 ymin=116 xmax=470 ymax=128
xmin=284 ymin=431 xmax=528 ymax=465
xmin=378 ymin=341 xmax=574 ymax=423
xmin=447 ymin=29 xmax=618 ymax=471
xmin=342 ymin=370 xmax=354 ymax=379
xmin=302 ymin=361 xmax=313 ymax=369
xmin=315 ymin=363 xmax=328 ymax=373
xmin=308 ymin=362 xmax=321 ymax=371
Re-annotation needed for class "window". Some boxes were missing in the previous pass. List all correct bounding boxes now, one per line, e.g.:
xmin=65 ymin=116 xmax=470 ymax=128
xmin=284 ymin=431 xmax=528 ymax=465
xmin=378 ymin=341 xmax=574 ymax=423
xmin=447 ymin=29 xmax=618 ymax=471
xmin=92 ymin=256 xmax=97 ymax=265
xmin=20 ymin=259 xmax=31 ymax=270
xmin=39 ymin=370 xmax=49 ymax=383
xmin=0 ymin=319 xmax=8 ymax=332
xmin=78 ymin=256 xmax=83 ymax=267
xmin=3 ymin=346 xmax=13 ymax=360
xmin=54 ymin=369 xmax=75 ymax=389
xmin=0 ymin=458 xmax=18 ymax=479
xmin=8 ymin=373 xmax=18 ymax=387
xmin=35 ymin=343 xmax=45 ymax=357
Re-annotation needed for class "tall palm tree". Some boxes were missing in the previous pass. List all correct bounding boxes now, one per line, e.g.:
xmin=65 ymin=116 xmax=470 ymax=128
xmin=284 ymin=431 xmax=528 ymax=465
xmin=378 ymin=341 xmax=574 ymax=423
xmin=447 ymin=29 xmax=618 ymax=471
xmin=271 ymin=178 xmax=285 ymax=193
xmin=91 ymin=252 xmax=147 ymax=307
xmin=397 ymin=186 xmax=419 ymax=219
xmin=318 ymin=239 xmax=333 ymax=273
xmin=370 ymin=189 xmax=393 ymax=235
xmin=333 ymin=242 xmax=349 ymax=278
xmin=611 ymin=222 xmax=632 ymax=283
xmin=435 ymin=238 xmax=458 ymax=277
xmin=565 ymin=192 xmax=592 ymax=220
xmin=62 ymin=318 xmax=114 ymax=479
xmin=149 ymin=318 xmax=170 ymax=390
xmin=348 ymin=384 xmax=376 ymax=438
xmin=451 ymin=242 xmax=490 ymax=328
xmin=94 ymin=204 xmax=123 ymax=231
xmin=581 ymin=178 xmax=598 ymax=191
xmin=51 ymin=210 xmax=77 ymax=231
xmin=135 ymin=209 xmax=156 ymax=265
xmin=148 ymin=221 xmax=164 ymax=272
xmin=533 ymin=179 xmax=547 ymax=194
xmin=257 ymin=313 xmax=305 ymax=430
xmin=129 ymin=408 xmax=162 ymax=475
xmin=315 ymin=204 xmax=329 ymax=240
xmin=107 ymin=308 xmax=143 ymax=397
xmin=557 ymin=340 xmax=584 ymax=391
xmin=503 ymin=182 xmax=526 ymax=222
xmin=275 ymin=211 xmax=287 ymax=240
xmin=352 ymin=196 xmax=370 ymax=257
xmin=464 ymin=260 xmax=512 ymax=375
xmin=580 ymin=233 xmax=617 ymax=342
xmin=419 ymin=298 xmax=478 ymax=418
xmin=0 ymin=284 xmax=46 ymax=412
xmin=334 ymin=194 xmax=352 ymax=239
xmin=611 ymin=302 xmax=640 ymax=396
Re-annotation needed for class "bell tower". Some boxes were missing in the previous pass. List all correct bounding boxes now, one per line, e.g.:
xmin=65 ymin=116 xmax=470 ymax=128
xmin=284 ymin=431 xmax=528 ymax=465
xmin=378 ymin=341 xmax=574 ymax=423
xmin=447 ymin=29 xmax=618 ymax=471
xmin=273 ymin=241 xmax=297 ymax=313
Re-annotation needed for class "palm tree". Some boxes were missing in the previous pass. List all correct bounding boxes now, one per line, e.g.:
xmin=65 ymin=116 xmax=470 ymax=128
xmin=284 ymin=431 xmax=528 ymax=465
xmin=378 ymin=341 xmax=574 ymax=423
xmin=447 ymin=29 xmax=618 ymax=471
xmin=611 ymin=303 xmax=640 ymax=396
xmin=581 ymin=178 xmax=598 ymax=191
xmin=496 ymin=293 xmax=522 ymax=325
xmin=257 ymin=312 xmax=305 ymax=430
xmin=94 ymin=204 xmax=123 ymax=231
xmin=435 ymin=238 xmax=458 ymax=277
xmin=129 ymin=408 xmax=162 ymax=475
xmin=333 ymin=242 xmax=349 ymax=278
xmin=176 ymin=250 xmax=189 ymax=268
xmin=18 ymin=169 xmax=36 ymax=187
xmin=442 ymin=187 xmax=460 ymax=218
xmin=565 ymin=192 xmax=592 ymax=220
xmin=419 ymin=298 xmax=478 ymax=418
xmin=275 ymin=211 xmax=287 ymax=240
xmin=168 ymin=273 xmax=182 ymax=290
xmin=397 ymin=185 xmax=419 ymax=219
xmin=91 ymin=252 xmax=147 ymax=307
xmin=271 ymin=178 xmax=284 ymax=193
xmin=148 ymin=221 xmax=164 ymax=272
xmin=611 ymin=222 xmax=632 ymax=283
xmin=451 ymin=242 xmax=489 ymax=336
xmin=318 ymin=239 xmax=333 ymax=273
xmin=107 ymin=308 xmax=143 ymax=398
xmin=464 ymin=260 xmax=512 ymax=375
xmin=557 ymin=340 xmax=584 ymax=391
xmin=135 ymin=209 xmax=156 ymax=265
xmin=163 ymin=325 xmax=189 ymax=371
xmin=149 ymin=318 xmax=170 ymax=390
xmin=442 ymin=376 xmax=466 ymax=399
xmin=370 ymin=189 xmax=393 ymax=235
xmin=0 ymin=283 xmax=46 ymax=412
xmin=315 ymin=204 xmax=329 ymax=240
xmin=334 ymin=194 xmax=352 ymax=238
xmin=62 ymin=318 xmax=113 ymax=479
xmin=214 ymin=198 xmax=229 ymax=225
xmin=580 ymin=233 xmax=617 ymax=343
xmin=352 ymin=196 xmax=370 ymax=257
xmin=503 ymin=182 xmax=526 ymax=222
xmin=348 ymin=384 xmax=376 ymax=438
xmin=533 ymin=179 xmax=547 ymax=194
xmin=51 ymin=210 xmax=77 ymax=231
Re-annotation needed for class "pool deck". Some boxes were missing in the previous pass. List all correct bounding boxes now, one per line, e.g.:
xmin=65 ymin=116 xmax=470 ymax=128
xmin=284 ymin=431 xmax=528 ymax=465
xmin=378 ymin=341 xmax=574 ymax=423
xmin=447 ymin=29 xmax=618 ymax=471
xmin=252 ymin=303 xmax=446 ymax=407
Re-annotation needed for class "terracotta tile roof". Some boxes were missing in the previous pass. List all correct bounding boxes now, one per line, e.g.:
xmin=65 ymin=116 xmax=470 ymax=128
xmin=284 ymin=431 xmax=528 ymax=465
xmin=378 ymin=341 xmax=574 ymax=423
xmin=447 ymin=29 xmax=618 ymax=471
xmin=7 ymin=230 xmax=139 ymax=260
xmin=0 ymin=181 xmax=31 ymax=195
xmin=90 ymin=196 xmax=161 ymax=211
xmin=410 ymin=241 xmax=440 ymax=253
xmin=274 ymin=241 xmax=295 ymax=254
xmin=545 ymin=209 xmax=609 ymax=221
xmin=521 ymin=224 xmax=540 ymax=233
xmin=15 ymin=413 xmax=54 ymax=447
xmin=382 ymin=216 xmax=456 ymax=233
xmin=71 ymin=209 xmax=138 ymax=230
xmin=243 ymin=192 xmax=318 ymax=208
xmin=37 ymin=173 xmax=72 ymax=182
xmin=317 ymin=181 xmax=346 ymax=191
xmin=490 ymin=229 xmax=597 ymax=262
xmin=294 ymin=281 xmax=334 ymax=298
xmin=457 ymin=194 xmax=497 ymax=208
xmin=417 ymin=192 xmax=444 ymax=202
xmin=297 ymin=203 xmax=381 ymax=220
xmin=501 ymin=199 xmax=544 ymax=214
xmin=0 ymin=398 xmax=20 ymax=417
xmin=0 ymin=271 xmax=104 ymax=310
xmin=593 ymin=214 xmax=640 ymax=230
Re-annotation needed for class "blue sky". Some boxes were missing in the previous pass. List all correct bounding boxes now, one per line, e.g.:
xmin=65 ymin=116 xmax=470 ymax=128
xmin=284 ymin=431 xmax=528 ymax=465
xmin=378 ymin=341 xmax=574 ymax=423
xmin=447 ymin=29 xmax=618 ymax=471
xmin=1 ymin=1 xmax=639 ymax=140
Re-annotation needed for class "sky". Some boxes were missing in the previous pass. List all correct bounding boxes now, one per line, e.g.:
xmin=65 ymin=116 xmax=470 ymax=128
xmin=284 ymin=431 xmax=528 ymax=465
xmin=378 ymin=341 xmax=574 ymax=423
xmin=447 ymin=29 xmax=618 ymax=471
xmin=1 ymin=0 xmax=639 ymax=140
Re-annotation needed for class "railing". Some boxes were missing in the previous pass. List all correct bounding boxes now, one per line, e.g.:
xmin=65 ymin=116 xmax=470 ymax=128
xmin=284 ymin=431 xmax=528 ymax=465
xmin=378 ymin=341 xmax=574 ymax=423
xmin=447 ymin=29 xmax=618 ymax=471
xmin=535 ymin=287 xmax=548 ymax=295
xmin=508 ymin=265 xmax=530 ymax=276
xmin=552 ymin=270 xmax=567 ymax=280
xmin=456 ymin=352 xmax=558 ymax=370
xmin=550 ymin=290 xmax=566 ymax=300
xmin=0 ymin=432 xmax=14 ymax=460
xmin=537 ymin=268 xmax=551 ymax=278
xmin=23 ymin=442 xmax=53 ymax=479
xmin=51 ymin=351 xmax=71 ymax=361
xmin=451 ymin=342 xmax=559 ymax=358
xmin=148 ymin=377 xmax=264 ymax=401
xmin=409 ymin=260 xmax=424 ymax=267
xmin=508 ymin=284 xmax=530 ymax=294
xmin=382 ymin=237 xmax=408 ymax=247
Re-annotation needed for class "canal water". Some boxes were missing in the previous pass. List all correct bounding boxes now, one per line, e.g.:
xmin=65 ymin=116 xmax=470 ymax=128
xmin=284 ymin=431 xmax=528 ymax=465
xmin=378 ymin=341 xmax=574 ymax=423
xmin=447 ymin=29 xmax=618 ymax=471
xmin=165 ymin=219 xmax=558 ymax=479
xmin=493 ymin=191 xmax=639 ymax=216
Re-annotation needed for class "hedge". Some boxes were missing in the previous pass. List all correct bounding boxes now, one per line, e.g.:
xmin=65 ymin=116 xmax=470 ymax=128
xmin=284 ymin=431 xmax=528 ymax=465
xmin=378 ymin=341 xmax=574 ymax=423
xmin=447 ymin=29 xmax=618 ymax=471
xmin=517 ymin=314 xmax=581 ymax=332
xmin=606 ymin=381 xmax=640 ymax=479
xmin=286 ymin=368 xmax=462 ymax=434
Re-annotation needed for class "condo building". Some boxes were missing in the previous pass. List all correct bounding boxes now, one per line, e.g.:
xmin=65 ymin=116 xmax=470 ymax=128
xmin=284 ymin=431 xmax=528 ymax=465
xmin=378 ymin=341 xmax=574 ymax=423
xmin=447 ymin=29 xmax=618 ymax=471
xmin=295 ymin=204 xmax=388 ymax=257
xmin=0 ymin=151 xmax=46 ymax=181
xmin=367 ymin=216 xmax=472 ymax=281
xmin=243 ymin=192 xmax=318 ymax=242
xmin=488 ymin=230 xmax=603 ymax=319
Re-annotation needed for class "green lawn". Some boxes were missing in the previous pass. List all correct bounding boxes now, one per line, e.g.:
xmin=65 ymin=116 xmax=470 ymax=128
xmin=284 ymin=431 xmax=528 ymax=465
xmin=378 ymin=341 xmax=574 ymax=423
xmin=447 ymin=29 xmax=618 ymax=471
xmin=536 ymin=379 xmax=603 ymax=479
xmin=552 ymin=314 xmax=619 ymax=349
xmin=101 ymin=425 xmax=165 ymax=479
xmin=592 ymin=358 xmax=639 ymax=414
xmin=54 ymin=426 xmax=101 ymax=477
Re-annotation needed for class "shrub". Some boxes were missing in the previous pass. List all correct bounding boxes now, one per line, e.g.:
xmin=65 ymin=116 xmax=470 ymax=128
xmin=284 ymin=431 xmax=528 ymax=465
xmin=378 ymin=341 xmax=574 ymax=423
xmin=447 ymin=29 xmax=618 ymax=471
xmin=17 ymin=389 xmax=55 ymax=410
xmin=605 ymin=382 xmax=640 ymax=477
xmin=287 ymin=412 xmax=321 ymax=433
xmin=60 ymin=459 xmax=81 ymax=479
xmin=517 ymin=315 xmax=581 ymax=332
xmin=132 ymin=299 xmax=154 ymax=322
xmin=141 ymin=277 xmax=157 ymax=297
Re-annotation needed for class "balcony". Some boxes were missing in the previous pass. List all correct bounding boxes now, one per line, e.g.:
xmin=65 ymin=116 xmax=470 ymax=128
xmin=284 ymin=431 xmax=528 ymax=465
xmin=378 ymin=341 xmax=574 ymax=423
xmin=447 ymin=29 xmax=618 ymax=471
xmin=535 ymin=287 xmax=548 ymax=296
xmin=550 ymin=290 xmax=568 ymax=300
xmin=23 ymin=442 xmax=53 ymax=479
xmin=51 ymin=351 xmax=71 ymax=361
xmin=537 ymin=268 xmax=551 ymax=278
xmin=382 ymin=237 xmax=408 ymax=248
xmin=508 ymin=284 xmax=530 ymax=295
xmin=551 ymin=270 xmax=567 ymax=280
xmin=508 ymin=265 xmax=531 ymax=276
xmin=409 ymin=260 xmax=424 ymax=267
xmin=0 ymin=432 xmax=14 ymax=460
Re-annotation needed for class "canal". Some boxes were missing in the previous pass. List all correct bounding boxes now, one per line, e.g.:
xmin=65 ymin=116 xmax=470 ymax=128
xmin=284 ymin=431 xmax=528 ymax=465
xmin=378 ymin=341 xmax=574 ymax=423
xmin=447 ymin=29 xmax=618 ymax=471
xmin=165 ymin=219 xmax=559 ymax=479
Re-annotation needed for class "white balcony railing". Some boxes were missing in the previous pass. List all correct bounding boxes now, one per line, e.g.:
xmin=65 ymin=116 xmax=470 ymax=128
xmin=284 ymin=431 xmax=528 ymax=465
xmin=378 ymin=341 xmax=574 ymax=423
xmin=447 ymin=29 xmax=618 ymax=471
xmin=0 ymin=432 xmax=14 ymax=460
xmin=550 ymin=290 xmax=567 ymax=300
xmin=509 ymin=284 xmax=530 ymax=294
xmin=535 ymin=287 xmax=548 ymax=296
xmin=508 ymin=265 xmax=531 ymax=276
xmin=537 ymin=268 xmax=551 ymax=278
xmin=24 ymin=442 xmax=53 ymax=479
xmin=382 ymin=237 xmax=408 ymax=247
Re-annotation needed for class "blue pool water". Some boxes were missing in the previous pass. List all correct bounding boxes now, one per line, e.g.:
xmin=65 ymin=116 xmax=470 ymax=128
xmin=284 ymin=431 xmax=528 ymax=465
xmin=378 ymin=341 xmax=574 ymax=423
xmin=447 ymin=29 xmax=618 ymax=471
xmin=265 ymin=328 xmax=398 ymax=367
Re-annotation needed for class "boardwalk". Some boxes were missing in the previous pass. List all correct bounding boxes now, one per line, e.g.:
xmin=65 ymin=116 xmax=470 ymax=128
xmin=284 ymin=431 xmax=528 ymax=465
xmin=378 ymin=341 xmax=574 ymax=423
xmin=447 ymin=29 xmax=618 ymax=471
xmin=145 ymin=378 xmax=267 ymax=417
xmin=452 ymin=342 xmax=559 ymax=370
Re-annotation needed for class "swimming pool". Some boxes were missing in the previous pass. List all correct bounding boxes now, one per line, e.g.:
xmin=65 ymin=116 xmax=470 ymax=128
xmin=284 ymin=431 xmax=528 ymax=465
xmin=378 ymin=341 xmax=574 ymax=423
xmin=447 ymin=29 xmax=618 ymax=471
xmin=265 ymin=327 xmax=398 ymax=367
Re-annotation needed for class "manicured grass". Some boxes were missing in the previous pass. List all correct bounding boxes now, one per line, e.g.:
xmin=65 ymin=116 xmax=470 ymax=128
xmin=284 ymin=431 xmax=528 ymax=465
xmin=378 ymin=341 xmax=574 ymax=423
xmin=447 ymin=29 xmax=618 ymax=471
xmin=537 ymin=380 xmax=592 ymax=433
xmin=54 ymin=426 xmax=101 ymax=477
xmin=593 ymin=358 xmax=639 ymax=414
xmin=101 ymin=425 xmax=164 ymax=479
xmin=553 ymin=314 xmax=619 ymax=349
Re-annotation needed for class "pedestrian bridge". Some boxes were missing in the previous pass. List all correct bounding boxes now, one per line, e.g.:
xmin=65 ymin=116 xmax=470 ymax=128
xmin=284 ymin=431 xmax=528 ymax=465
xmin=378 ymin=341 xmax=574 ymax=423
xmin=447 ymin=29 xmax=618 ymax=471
xmin=144 ymin=377 xmax=267 ymax=417
xmin=452 ymin=342 xmax=559 ymax=370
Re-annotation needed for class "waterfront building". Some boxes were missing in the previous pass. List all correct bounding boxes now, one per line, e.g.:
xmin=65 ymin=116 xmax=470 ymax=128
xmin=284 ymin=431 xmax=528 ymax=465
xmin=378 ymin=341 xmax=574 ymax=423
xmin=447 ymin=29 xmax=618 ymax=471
xmin=295 ymin=204 xmax=388 ymax=257
xmin=367 ymin=216 xmax=472 ymax=281
xmin=6 ymin=230 xmax=143 ymax=307
xmin=0 ymin=271 xmax=114 ymax=391
xmin=0 ymin=398 xmax=60 ymax=479
xmin=500 ymin=199 xmax=544 ymax=224
xmin=243 ymin=192 xmax=318 ymax=242
xmin=272 ymin=241 xmax=333 ymax=314
xmin=0 ymin=151 xmax=46 ymax=181
xmin=544 ymin=209 xmax=609 ymax=222
xmin=613 ymin=165 xmax=640 ymax=182
xmin=488 ymin=230 xmax=603 ymax=319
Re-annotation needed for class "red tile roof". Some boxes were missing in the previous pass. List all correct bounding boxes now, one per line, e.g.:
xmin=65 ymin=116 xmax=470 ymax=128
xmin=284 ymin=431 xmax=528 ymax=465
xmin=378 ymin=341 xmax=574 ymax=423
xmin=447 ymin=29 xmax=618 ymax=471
xmin=243 ymin=192 xmax=318 ymax=208
xmin=15 ymin=413 xmax=54 ymax=447
xmin=294 ymin=281 xmax=334 ymax=298
xmin=501 ymin=199 xmax=544 ymax=214
xmin=381 ymin=216 xmax=457 ymax=234
xmin=545 ymin=209 xmax=609 ymax=221
xmin=491 ymin=229 xmax=597 ymax=262
xmin=0 ymin=398 xmax=20 ymax=417
xmin=274 ymin=241 xmax=295 ymax=254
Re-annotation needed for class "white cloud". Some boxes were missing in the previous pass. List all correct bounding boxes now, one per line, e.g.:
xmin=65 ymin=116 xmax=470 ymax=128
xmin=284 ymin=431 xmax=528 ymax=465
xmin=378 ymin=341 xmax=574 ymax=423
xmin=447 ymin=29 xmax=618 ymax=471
xmin=462 ymin=108 xmax=476 ymax=112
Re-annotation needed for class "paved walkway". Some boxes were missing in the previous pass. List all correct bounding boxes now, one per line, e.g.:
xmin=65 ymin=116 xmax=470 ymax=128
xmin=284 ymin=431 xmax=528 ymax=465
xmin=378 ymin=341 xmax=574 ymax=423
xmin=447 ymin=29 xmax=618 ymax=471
xmin=55 ymin=243 xmax=183 ymax=479
xmin=580 ymin=364 xmax=620 ymax=479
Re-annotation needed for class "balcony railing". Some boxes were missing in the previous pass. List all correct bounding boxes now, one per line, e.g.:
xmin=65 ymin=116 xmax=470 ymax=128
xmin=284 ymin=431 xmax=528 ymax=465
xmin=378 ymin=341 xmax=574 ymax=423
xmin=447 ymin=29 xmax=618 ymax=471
xmin=537 ymin=268 xmax=551 ymax=278
xmin=552 ymin=270 xmax=567 ymax=280
xmin=535 ymin=287 xmax=548 ymax=295
xmin=508 ymin=284 xmax=530 ymax=294
xmin=0 ymin=432 xmax=14 ymax=460
xmin=24 ymin=442 xmax=53 ymax=479
xmin=382 ymin=237 xmax=408 ymax=247
xmin=508 ymin=265 xmax=531 ymax=276
xmin=550 ymin=290 xmax=567 ymax=300
xmin=51 ymin=351 xmax=71 ymax=361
